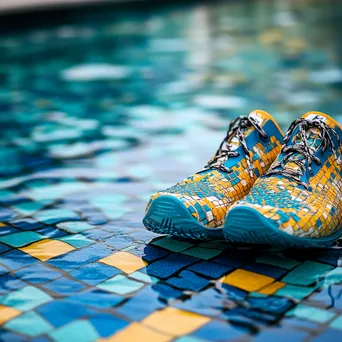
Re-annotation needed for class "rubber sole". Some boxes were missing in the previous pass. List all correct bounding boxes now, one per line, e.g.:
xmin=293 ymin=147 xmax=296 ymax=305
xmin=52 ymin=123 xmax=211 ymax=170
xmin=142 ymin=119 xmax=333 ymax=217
xmin=143 ymin=195 xmax=224 ymax=240
xmin=224 ymin=206 xmax=342 ymax=249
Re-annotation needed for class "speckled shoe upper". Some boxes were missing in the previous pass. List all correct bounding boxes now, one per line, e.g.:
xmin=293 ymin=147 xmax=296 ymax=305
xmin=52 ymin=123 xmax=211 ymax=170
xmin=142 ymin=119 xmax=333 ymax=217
xmin=230 ymin=112 xmax=342 ymax=238
xmin=145 ymin=110 xmax=284 ymax=228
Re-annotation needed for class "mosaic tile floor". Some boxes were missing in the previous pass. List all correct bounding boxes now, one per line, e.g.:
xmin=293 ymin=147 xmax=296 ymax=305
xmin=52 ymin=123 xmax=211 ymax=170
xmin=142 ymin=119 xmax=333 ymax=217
xmin=0 ymin=0 xmax=342 ymax=341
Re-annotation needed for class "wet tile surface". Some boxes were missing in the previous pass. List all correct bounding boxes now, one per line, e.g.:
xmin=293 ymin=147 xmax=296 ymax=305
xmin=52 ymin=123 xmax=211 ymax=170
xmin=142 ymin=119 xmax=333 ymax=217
xmin=0 ymin=0 xmax=342 ymax=340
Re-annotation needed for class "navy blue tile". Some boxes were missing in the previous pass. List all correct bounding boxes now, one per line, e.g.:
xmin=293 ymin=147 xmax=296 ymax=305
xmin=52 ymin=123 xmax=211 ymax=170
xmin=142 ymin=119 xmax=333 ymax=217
xmin=0 ymin=226 xmax=20 ymax=237
xmin=247 ymin=296 xmax=294 ymax=315
xmin=42 ymin=277 xmax=86 ymax=295
xmin=0 ymin=273 xmax=26 ymax=295
xmin=222 ymin=284 xmax=248 ymax=301
xmin=37 ymin=300 xmax=98 ymax=328
xmin=70 ymin=262 xmax=121 ymax=285
xmin=151 ymin=282 xmax=183 ymax=301
xmin=116 ymin=286 xmax=165 ymax=321
xmin=243 ymin=262 xmax=287 ymax=279
xmin=166 ymin=270 xmax=210 ymax=292
xmin=10 ymin=218 xmax=44 ymax=231
xmin=212 ymin=249 xmax=258 ymax=268
xmin=47 ymin=243 xmax=113 ymax=271
xmin=0 ymin=243 xmax=10 ymax=254
xmin=142 ymin=245 xmax=170 ymax=262
xmin=67 ymin=289 xmax=125 ymax=309
xmin=192 ymin=320 xmax=246 ymax=341
xmin=188 ymin=261 xmax=232 ymax=278
xmin=146 ymin=254 xmax=199 ymax=279
xmin=89 ymin=313 xmax=129 ymax=338
xmin=14 ymin=263 xmax=62 ymax=284
xmin=0 ymin=250 xmax=38 ymax=270
xmin=0 ymin=264 xmax=9 ymax=275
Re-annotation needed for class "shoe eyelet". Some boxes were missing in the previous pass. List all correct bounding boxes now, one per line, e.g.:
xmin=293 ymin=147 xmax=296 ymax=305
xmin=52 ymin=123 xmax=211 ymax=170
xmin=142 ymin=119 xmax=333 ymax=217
xmin=259 ymin=134 xmax=269 ymax=142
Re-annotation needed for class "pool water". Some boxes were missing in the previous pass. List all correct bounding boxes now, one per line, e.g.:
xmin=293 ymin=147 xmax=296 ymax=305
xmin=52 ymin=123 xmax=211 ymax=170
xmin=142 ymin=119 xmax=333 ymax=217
xmin=0 ymin=0 xmax=342 ymax=341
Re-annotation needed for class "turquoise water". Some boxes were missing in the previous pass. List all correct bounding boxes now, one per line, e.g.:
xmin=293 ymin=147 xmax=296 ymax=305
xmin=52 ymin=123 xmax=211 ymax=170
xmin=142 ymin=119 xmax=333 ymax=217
xmin=0 ymin=0 xmax=341 ymax=341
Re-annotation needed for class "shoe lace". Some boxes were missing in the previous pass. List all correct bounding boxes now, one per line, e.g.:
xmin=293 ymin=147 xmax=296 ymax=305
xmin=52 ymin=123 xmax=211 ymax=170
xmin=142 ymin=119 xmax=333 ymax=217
xmin=202 ymin=115 xmax=268 ymax=177
xmin=264 ymin=118 xmax=342 ymax=189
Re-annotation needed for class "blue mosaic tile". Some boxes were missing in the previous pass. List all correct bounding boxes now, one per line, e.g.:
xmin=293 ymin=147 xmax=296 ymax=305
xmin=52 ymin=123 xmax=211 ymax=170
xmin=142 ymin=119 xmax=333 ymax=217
xmin=14 ymin=264 xmax=62 ymax=284
xmin=0 ymin=273 xmax=27 ymax=295
xmin=142 ymin=245 xmax=170 ymax=262
xmin=188 ymin=261 xmax=232 ymax=279
xmin=89 ymin=313 xmax=128 ymax=338
xmin=116 ymin=286 xmax=165 ymax=321
xmin=34 ymin=209 xmax=79 ymax=224
xmin=4 ymin=311 xmax=53 ymax=337
xmin=37 ymin=300 xmax=97 ymax=328
xmin=0 ymin=242 xmax=10 ymax=254
xmin=166 ymin=270 xmax=210 ymax=292
xmin=247 ymin=296 xmax=294 ymax=315
xmin=48 ymin=319 xmax=99 ymax=342
xmin=67 ymin=289 xmax=125 ymax=309
xmin=243 ymin=262 xmax=288 ymax=279
xmin=0 ymin=286 xmax=52 ymax=311
xmin=56 ymin=234 xmax=94 ymax=248
xmin=70 ymin=262 xmax=121 ymax=285
xmin=57 ymin=221 xmax=95 ymax=234
xmin=9 ymin=218 xmax=44 ymax=231
xmin=146 ymin=254 xmax=199 ymax=279
xmin=35 ymin=227 xmax=67 ymax=239
xmin=192 ymin=320 xmax=247 ymax=341
xmin=97 ymin=274 xmax=144 ymax=295
xmin=312 ymin=329 xmax=342 ymax=342
xmin=0 ymin=329 xmax=26 ymax=342
xmin=151 ymin=282 xmax=184 ymax=301
xmin=0 ymin=264 xmax=9 ymax=276
xmin=0 ymin=250 xmax=38 ymax=270
xmin=0 ymin=225 xmax=20 ymax=237
xmin=253 ymin=328 xmax=308 ymax=342
xmin=173 ymin=288 xmax=225 ymax=317
xmin=224 ymin=308 xmax=278 ymax=325
xmin=47 ymin=243 xmax=113 ymax=271
xmin=42 ymin=277 xmax=86 ymax=295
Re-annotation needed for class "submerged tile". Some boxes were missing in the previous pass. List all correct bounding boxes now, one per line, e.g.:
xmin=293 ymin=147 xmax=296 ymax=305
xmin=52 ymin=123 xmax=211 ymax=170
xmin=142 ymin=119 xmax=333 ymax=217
xmin=4 ymin=311 xmax=53 ymax=337
xmin=97 ymin=274 xmax=144 ymax=295
xmin=282 ymin=261 xmax=334 ymax=286
xmin=48 ymin=319 xmax=99 ymax=342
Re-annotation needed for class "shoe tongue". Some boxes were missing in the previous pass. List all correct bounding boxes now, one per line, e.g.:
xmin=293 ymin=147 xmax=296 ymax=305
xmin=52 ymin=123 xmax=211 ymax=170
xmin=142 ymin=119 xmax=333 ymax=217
xmin=302 ymin=111 xmax=341 ymax=130
xmin=249 ymin=109 xmax=274 ymax=126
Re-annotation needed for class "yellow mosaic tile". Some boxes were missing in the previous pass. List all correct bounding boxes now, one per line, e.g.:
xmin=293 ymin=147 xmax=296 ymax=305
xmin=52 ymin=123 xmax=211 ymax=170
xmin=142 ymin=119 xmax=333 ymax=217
xmin=0 ymin=222 xmax=5 ymax=227
xmin=101 ymin=323 xmax=171 ymax=342
xmin=0 ymin=305 xmax=22 ymax=324
xmin=19 ymin=239 xmax=75 ymax=261
xmin=223 ymin=269 xmax=275 ymax=292
xmin=142 ymin=307 xmax=210 ymax=337
xmin=99 ymin=251 xmax=146 ymax=274
xmin=258 ymin=281 xmax=286 ymax=295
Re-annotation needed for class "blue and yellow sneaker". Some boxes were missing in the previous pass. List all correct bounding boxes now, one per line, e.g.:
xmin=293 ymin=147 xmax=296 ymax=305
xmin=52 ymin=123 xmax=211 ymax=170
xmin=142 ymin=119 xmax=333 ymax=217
xmin=143 ymin=110 xmax=284 ymax=240
xmin=224 ymin=112 xmax=342 ymax=248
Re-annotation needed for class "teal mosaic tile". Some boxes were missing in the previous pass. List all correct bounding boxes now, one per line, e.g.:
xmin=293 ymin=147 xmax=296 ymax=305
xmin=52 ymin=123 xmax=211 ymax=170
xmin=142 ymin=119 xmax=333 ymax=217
xmin=0 ymin=232 xmax=44 ymax=247
xmin=323 ymin=267 xmax=342 ymax=286
xmin=34 ymin=209 xmax=79 ymax=224
xmin=57 ymin=222 xmax=95 ymax=233
xmin=282 ymin=261 xmax=334 ymax=286
xmin=48 ymin=319 xmax=99 ymax=342
xmin=276 ymin=282 xmax=324 ymax=301
xmin=0 ymin=286 xmax=52 ymax=311
xmin=182 ymin=247 xmax=222 ymax=260
xmin=151 ymin=236 xmax=194 ymax=252
xmin=56 ymin=234 xmax=94 ymax=248
xmin=4 ymin=311 xmax=54 ymax=337
xmin=330 ymin=315 xmax=342 ymax=330
xmin=256 ymin=254 xmax=301 ymax=270
xmin=97 ymin=275 xmax=144 ymax=295
xmin=288 ymin=304 xmax=336 ymax=324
